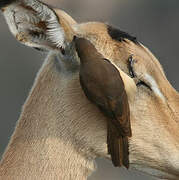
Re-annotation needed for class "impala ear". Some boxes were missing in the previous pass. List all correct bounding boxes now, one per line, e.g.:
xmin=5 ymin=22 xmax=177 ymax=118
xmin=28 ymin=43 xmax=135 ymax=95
xmin=1 ymin=0 xmax=76 ymax=52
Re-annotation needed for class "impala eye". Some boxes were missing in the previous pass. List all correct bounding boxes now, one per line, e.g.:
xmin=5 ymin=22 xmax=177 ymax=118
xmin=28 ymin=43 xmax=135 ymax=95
xmin=128 ymin=55 xmax=135 ymax=78
xmin=128 ymin=55 xmax=152 ymax=91
xmin=136 ymin=81 xmax=152 ymax=90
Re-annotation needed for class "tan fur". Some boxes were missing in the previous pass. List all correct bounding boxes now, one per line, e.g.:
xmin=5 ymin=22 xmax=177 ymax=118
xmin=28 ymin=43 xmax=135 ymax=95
xmin=54 ymin=9 xmax=77 ymax=42
xmin=73 ymin=22 xmax=133 ymax=72
xmin=113 ymin=65 xmax=137 ymax=103
xmin=0 ymin=53 xmax=99 ymax=180
xmin=73 ymin=22 xmax=179 ymax=179
xmin=1 ymin=2 xmax=179 ymax=180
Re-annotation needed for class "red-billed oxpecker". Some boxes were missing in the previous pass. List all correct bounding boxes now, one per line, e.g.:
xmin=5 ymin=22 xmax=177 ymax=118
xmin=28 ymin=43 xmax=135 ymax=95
xmin=75 ymin=37 xmax=132 ymax=168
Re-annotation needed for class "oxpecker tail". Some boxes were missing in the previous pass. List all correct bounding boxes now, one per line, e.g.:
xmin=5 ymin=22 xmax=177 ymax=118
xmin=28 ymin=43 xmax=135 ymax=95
xmin=107 ymin=122 xmax=129 ymax=168
xmin=107 ymin=122 xmax=121 ymax=167
xmin=121 ymin=136 xmax=129 ymax=169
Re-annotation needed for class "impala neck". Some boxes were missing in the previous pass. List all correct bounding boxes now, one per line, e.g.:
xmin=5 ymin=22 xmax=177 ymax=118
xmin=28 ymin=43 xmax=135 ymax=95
xmin=0 ymin=53 xmax=96 ymax=180
xmin=163 ymin=80 xmax=179 ymax=120
xmin=1 ymin=50 xmax=179 ymax=180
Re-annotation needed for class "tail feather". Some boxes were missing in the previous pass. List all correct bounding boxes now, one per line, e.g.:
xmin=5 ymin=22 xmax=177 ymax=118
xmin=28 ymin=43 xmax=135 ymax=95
xmin=107 ymin=122 xmax=130 ymax=168
xmin=121 ymin=136 xmax=129 ymax=169
xmin=107 ymin=122 xmax=122 ymax=167
xmin=107 ymin=124 xmax=111 ymax=155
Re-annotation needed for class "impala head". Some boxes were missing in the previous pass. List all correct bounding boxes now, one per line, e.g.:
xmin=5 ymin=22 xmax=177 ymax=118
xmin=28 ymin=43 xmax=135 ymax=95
xmin=74 ymin=22 xmax=179 ymax=179
xmin=1 ymin=0 xmax=179 ymax=179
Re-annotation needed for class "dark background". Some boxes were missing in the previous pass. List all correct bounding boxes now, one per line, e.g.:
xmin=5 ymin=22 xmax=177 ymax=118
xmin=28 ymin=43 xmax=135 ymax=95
xmin=0 ymin=0 xmax=178 ymax=179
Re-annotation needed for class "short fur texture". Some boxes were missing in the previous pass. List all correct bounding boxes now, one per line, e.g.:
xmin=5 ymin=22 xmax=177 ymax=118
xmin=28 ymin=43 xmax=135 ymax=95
xmin=1 ymin=1 xmax=179 ymax=180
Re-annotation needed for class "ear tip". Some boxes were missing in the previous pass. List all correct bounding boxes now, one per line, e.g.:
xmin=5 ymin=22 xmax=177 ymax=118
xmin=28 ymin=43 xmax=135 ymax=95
xmin=0 ymin=0 xmax=15 ymax=9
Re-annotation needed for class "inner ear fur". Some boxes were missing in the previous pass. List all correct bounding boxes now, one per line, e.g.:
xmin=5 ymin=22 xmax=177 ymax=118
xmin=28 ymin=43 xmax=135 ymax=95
xmin=2 ymin=0 xmax=76 ymax=51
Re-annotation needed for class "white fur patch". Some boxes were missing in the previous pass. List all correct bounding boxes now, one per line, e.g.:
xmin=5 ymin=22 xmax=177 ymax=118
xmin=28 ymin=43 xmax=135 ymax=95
xmin=24 ymin=0 xmax=66 ymax=48
xmin=46 ymin=17 xmax=66 ymax=48
xmin=145 ymin=74 xmax=165 ymax=101
xmin=3 ymin=0 xmax=66 ymax=49
xmin=108 ymin=62 xmax=137 ymax=103
xmin=3 ymin=5 xmax=19 ymax=37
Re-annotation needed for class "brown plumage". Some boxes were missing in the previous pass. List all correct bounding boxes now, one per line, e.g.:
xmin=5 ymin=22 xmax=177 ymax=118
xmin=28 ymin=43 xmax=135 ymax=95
xmin=74 ymin=37 xmax=132 ymax=168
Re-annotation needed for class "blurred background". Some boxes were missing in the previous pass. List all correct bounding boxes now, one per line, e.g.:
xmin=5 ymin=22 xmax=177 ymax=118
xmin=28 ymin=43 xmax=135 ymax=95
xmin=0 ymin=0 xmax=179 ymax=179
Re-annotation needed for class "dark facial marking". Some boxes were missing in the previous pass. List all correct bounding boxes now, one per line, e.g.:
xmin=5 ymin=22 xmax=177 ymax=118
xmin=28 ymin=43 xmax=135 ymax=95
xmin=107 ymin=25 xmax=138 ymax=44
xmin=33 ymin=47 xmax=47 ymax=52
xmin=128 ymin=55 xmax=136 ymax=78
xmin=137 ymin=81 xmax=152 ymax=91
xmin=128 ymin=56 xmax=152 ymax=90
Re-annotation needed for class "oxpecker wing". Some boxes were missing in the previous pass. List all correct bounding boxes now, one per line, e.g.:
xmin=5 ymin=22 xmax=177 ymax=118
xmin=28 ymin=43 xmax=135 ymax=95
xmin=75 ymin=37 xmax=132 ymax=168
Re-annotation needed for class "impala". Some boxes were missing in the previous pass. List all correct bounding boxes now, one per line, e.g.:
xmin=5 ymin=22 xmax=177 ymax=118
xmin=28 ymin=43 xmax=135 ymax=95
xmin=0 ymin=0 xmax=179 ymax=180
